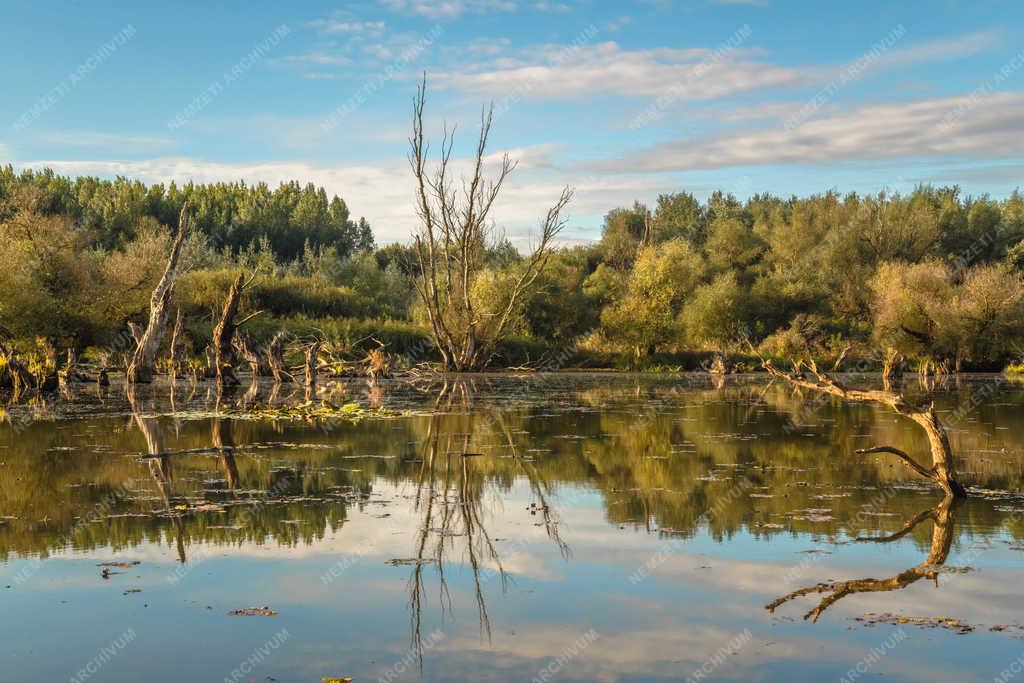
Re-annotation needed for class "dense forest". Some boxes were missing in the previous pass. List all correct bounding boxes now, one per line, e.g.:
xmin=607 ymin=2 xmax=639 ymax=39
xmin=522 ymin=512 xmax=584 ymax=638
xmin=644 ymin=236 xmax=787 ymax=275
xmin=2 ymin=164 xmax=1024 ymax=372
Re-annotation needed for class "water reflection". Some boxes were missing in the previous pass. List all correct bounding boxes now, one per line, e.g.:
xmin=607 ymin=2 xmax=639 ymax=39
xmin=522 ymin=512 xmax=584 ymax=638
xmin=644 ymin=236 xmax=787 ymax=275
xmin=2 ymin=374 xmax=1024 ymax=682
xmin=406 ymin=381 xmax=571 ymax=659
xmin=767 ymin=496 xmax=960 ymax=622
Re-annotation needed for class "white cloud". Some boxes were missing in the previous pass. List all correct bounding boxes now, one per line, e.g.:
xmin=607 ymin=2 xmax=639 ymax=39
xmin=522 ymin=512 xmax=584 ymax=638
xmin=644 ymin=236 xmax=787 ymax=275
xmin=877 ymin=29 xmax=1001 ymax=68
xmin=441 ymin=29 xmax=1001 ymax=104
xmin=597 ymin=92 xmax=1024 ymax=172
xmin=378 ymin=0 xmax=517 ymax=19
xmin=20 ymin=130 xmax=177 ymax=152
xmin=444 ymin=41 xmax=810 ymax=100
xmin=308 ymin=19 xmax=386 ymax=36
xmin=13 ymin=148 xmax=661 ymax=244
xmin=279 ymin=52 xmax=352 ymax=66
xmin=533 ymin=0 xmax=570 ymax=12
xmin=301 ymin=71 xmax=339 ymax=80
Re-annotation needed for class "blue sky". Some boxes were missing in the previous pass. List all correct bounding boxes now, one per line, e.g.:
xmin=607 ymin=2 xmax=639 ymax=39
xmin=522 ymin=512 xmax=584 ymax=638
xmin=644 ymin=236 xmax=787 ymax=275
xmin=2 ymin=0 xmax=1023 ymax=244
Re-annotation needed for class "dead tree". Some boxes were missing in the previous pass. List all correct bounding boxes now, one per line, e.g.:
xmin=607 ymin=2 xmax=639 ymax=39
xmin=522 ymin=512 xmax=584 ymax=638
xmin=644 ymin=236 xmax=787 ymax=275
xmin=59 ymin=346 xmax=87 ymax=385
xmin=235 ymin=333 xmax=267 ymax=378
xmin=168 ymin=308 xmax=184 ymax=382
xmin=408 ymin=75 xmax=573 ymax=372
xmin=759 ymin=354 xmax=966 ymax=498
xmin=266 ymin=331 xmax=292 ymax=383
xmin=211 ymin=272 xmax=260 ymax=386
xmin=127 ymin=204 xmax=190 ymax=383
xmin=882 ymin=347 xmax=903 ymax=392
xmin=365 ymin=345 xmax=391 ymax=381
xmin=304 ymin=341 xmax=321 ymax=399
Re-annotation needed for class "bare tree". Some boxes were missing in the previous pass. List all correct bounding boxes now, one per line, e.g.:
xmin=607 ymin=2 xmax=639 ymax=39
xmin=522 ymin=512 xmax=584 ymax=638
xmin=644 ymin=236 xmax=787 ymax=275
xmin=758 ymin=353 xmax=966 ymax=498
xmin=127 ymin=204 xmax=190 ymax=383
xmin=408 ymin=75 xmax=573 ymax=372
xmin=211 ymin=271 xmax=260 ymax=386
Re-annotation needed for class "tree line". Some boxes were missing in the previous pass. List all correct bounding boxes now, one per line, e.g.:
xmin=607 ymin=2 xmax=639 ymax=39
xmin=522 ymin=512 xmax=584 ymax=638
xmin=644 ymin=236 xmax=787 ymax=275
xmin=2 ymin=163 xmax=1024 ymax=372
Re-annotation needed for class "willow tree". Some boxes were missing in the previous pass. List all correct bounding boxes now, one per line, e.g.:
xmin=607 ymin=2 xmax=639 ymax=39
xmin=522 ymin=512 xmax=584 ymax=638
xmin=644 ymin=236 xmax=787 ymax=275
xmin=408 ymin=76 xmax=573 ymax=372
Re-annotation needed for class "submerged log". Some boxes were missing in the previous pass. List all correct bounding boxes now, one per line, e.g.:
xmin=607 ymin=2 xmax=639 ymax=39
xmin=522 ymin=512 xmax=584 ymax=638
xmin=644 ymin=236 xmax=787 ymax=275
xmin=127 ymin=204 xmax=190 ymax=383
xmin=758 ymin=352 xmax=966 ymax=498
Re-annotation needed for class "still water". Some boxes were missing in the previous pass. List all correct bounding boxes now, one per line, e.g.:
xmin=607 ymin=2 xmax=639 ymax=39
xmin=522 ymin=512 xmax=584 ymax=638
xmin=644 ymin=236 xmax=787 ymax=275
xmin=2 ymin=373 xmax=1024 ymax=682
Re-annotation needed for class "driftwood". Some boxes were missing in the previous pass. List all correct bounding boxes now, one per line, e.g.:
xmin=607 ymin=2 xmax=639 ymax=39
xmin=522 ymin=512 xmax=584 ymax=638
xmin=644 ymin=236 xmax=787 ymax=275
xmin=759 ymin=352 xmax=966 ymax=498
xmin=267 ymin=331 xmax=292 ymax=383
xmin=127 ymin=204 xmax=190 ymax=383
xmin=211 ymin=272 xmax=260 ymax=386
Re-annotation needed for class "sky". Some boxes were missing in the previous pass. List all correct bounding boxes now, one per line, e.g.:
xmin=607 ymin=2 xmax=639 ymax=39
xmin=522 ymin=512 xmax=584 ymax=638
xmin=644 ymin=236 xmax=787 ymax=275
xmin=2 ymin=0 xmax=1023 ymax=245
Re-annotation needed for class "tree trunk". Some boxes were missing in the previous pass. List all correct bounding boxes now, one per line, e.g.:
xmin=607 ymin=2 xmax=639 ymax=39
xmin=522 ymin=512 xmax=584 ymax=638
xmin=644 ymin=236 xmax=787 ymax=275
xmin=203 ymin=346 xmax=216 ymax=379
xmin=211 ymin=272 xmax=260 ymax=387
xmin=304 ymin=341 xmax=321 ymax=399
xmin=882 ymin=347 xmax=902 ymax=392
xmin=267 ymin=331 xmax=291 ymax=383
xmin=212 ymin=274 xmax=244 ymax=387
xmin=127 ymin=204 xmax=190 ymax=383
xmin=235 ymin=333 xmax=268 ymax=378
xmin=168 ymin=307 xmax=184 ymax=383
xmin=759 ymin=356 xmax=966 ymax=498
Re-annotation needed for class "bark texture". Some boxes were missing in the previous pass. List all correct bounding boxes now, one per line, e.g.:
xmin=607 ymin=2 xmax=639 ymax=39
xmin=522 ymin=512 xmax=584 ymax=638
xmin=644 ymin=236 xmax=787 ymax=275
xmin=127 ymin=204 xmax=190 ymax=383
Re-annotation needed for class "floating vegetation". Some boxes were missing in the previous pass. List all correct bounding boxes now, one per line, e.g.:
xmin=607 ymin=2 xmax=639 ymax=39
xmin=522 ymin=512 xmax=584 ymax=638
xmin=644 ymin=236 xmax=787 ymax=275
xmin=387 ymin=558 xmax=434 ymax=566
xmin=223 ymin=400 xmax=403 ymax=422
xmin=856 ymin=613 xmax=975 ymax=635
xmin=228 ymin=607 xmax=278 ymax=617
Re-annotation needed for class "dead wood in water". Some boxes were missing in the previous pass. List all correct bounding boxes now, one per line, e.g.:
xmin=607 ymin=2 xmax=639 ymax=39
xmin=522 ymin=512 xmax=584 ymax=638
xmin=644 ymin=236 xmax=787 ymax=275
xmin=127 ymin=204 xmax=190 ymax=384
xmin=267 ymin=331 xmax=292 ymax=384
xmin=304 ymin=341 xmax=322 ymax=399
xmin=756 ymin=350 xmax=966 ymax=498
xmin=168 ymin=307 xmax=184 ymax=382
xmin=211 ymin=271 xmax=260 ymax=387
xmin=235 ymin=333 xmax=268 ymax=378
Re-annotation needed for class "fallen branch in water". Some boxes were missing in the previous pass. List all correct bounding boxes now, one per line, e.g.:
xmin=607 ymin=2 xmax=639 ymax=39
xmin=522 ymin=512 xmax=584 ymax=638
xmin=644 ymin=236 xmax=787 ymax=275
xmin=750 ymin=343 xmax=966 ymax=498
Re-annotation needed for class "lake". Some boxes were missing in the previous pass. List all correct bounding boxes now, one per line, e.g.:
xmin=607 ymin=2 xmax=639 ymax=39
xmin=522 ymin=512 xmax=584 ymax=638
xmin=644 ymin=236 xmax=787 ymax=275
xmin=2 ymin=373 xmax=1024 ymax=682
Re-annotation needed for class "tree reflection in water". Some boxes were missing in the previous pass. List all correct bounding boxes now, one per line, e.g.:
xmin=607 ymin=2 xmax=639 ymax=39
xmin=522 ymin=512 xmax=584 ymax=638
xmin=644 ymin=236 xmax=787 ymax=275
xmin=766 ymin=495 xmax=961 ymax=622
xmin=405 ymin=379 xmax=571 ymax=662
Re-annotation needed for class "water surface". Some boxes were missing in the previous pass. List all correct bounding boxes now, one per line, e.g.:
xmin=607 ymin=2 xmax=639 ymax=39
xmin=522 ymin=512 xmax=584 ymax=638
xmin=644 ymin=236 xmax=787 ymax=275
xmin=3 ymin=373 xmax=1024 ymax=682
